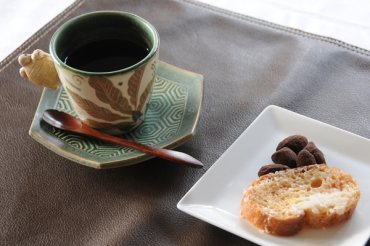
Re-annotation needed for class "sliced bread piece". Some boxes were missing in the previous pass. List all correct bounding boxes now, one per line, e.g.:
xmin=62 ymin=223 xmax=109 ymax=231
xmin=240 ymin=164 xmax=360 ymax=236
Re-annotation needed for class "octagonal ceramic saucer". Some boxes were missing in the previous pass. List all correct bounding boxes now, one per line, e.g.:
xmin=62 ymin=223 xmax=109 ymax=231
xmin=29 ymin=61 xmax=203 ymax=169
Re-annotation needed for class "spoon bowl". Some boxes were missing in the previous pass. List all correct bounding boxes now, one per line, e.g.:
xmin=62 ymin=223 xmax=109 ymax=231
xmin=42 ymin=110 xmax=203 ymax=168
xmin=43 ymin=109 xmax=82 ymax=130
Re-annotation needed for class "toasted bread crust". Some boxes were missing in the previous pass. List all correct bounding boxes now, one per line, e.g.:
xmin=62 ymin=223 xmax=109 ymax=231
xmin=241 ymin=164 xmax=360 ymax=236
xmin=241 ymin=198 xmax=305 ymax=235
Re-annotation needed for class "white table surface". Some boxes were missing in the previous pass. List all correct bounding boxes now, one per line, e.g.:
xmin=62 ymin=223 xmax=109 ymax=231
xmin=2 ymin=0 xmax=370 ymax=61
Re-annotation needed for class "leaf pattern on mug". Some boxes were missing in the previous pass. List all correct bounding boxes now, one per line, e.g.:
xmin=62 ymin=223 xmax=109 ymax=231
xmin=127 ymin=65 xmax=146 ymax=107
xmin=66 ymin=88 xmax=125 ymax=121
xmin=84 ymin=119 xmax=132 ymax=129
xmin=137 ymin=76 xmax=154 ymax=112
xmin=88 ymin=76 xmax=132 ymax=115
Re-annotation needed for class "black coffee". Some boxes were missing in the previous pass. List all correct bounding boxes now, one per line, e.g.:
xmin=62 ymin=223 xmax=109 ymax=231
xmin=64 ymin=39 xmax=150 ymax=72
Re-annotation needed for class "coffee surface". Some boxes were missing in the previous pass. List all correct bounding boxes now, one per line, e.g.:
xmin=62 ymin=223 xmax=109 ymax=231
xmin=64 ymin=38 xmax=149 ymax=72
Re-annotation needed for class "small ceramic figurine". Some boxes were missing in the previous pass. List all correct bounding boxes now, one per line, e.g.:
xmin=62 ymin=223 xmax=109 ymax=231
xmin=18 ymin=49 xmax=60 ymax=89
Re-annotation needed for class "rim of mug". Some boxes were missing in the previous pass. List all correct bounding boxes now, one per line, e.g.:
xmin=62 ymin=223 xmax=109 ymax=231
xmin=49 ymin=11 xmax=159 ymax=75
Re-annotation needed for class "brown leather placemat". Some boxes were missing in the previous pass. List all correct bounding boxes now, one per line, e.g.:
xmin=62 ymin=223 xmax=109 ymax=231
xmin=1 ymin=0 xmax=370 ymax=245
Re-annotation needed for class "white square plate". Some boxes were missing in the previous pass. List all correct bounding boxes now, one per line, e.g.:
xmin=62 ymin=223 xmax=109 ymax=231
xmin=177 ymin=105 xmax=370 ymax=246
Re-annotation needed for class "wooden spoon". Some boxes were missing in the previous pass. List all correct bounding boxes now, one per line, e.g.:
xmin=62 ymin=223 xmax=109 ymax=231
xmin=42 ymin=109 xmax=203 ymax=168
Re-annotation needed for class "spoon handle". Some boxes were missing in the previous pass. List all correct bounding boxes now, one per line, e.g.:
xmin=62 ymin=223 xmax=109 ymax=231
xmin=82 ymin=125 xmax=203 ymax=168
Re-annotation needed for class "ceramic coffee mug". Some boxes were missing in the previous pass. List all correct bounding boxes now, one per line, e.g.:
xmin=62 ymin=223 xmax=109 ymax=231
xmin=18 ymin=11 xmax=159 ymax=133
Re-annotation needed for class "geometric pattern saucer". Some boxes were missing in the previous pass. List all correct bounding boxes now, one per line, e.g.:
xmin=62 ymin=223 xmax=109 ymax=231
xmin=29 ymin=61 xmax=203 ymax=169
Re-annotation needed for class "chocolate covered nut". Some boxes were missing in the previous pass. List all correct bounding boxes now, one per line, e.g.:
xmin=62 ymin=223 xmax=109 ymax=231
xmin=304 ymin=142 xmax=326 ymax=164
xmin=304 ymin=141 xmax=316 ymax=153
xmin=297 ymin=149 xmax=317 ymax=167
xmin=258 ymin=164 xmax=290 ymax=177
xmin=311 ymin=148 xmax=326 ymax=164
xmin=276 ymin=135 xmax=308 ymax=154
xmin=271 ymin=147 xmax=297 ymax=168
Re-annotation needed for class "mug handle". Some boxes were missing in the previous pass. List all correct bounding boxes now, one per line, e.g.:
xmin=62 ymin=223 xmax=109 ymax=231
xmin=18 ymin=49 xmax=60 ymax=90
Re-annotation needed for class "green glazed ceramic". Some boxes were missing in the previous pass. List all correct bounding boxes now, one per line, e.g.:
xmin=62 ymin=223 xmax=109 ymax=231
xmin=29 ymin=61 xmax=203 ymax=169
